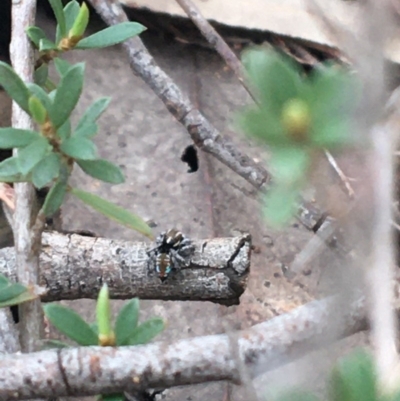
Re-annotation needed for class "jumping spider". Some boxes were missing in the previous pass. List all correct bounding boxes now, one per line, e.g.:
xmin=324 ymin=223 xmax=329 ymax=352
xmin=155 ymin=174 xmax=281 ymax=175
xmin=147 ymin=229 xmax=195 ymax=281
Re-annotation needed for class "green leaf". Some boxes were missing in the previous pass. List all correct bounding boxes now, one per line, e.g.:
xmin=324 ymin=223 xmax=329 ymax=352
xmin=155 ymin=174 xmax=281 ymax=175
xmin=115 ymin=298 xmax=140 ymax=346
xmin=74 ymin=123 xmax=98 ymax=138
xmin=0 ymin=128 xmax=41 ymax=149
xmin=263 ymin=185 xmax=300 ymax=228
xmin=42 ymin=172 xmax=68 ymax=217
xmin=100 ymin=394 xmax=125 ymax=401
xmin=124 ymin=318 xmax=164 ymax=346
xmin=64 ymin=0 xmax=81 ymax=32
xmin=57 ymin=119 xmax=72 ymax=140
xmin=27 ymin=83 xmax=52 ymax=111
xmin=48 ymin=0 xmax=67 ymax=39
xmin=75 ymin=22 xmax=147 ymax=49
xmin=69 ymin=2 xmax=89 ymax=39
xmin=51 ymin=63 xmax=85 ymax=128
xmin=90 ymin=322 xmax=99 ymax=335
xmin=32 ymin=153 xmax=61 ymax=189
xmin=26 ymin=26 xmax=47 ymax=48
xmin=77 ymin=159 xmax=124 ymax=184
xmin=29 ymin=96 xmax=47 ymax=125
xmin=40 ymin=339 xmax=70 ymax=349
xmin=311 ymin=118 xmax=353 ymax=149
xmin=269 ymin=147 xmax=310 ymax=185
xmin=0 ymin=289 xmax=37 ymax=308
xmin=70 ymin=188 xmax=153 ymax=238
xmin=39 ymin=38 xmax=58 ymax=51
xmin=0 ymin=62 xmax=30 ymax=113
xmin=328 ymin=350 xmax=377 ymax=401
xmin=61 ymin=136 xmax=97 ymax=160
xmin=44 ymin=79 xmax=57 ymax=92
xmin=54 ymin=57 xmax=72 ymax=77
xmin=0 ymin=157 xmax=22 ymax=176
xmin=34 ymin=64 xmax=49 ymax=86
xmin=242 ymin=48 xmax=301 ymax=114
xmin=17 ymin=137 xmax=51 ymax=175
xmin=43 ymin=303 xmax=98 ymax=346
xmin=96 ymin=284 xmax=114 ymax=346
xmin=0 ymin=283 xmax=28 ymax=302
xmin=237 ymin=106 xmax=285 ymax=146
xmin=76 ymin=97 xmax=111 ymax=130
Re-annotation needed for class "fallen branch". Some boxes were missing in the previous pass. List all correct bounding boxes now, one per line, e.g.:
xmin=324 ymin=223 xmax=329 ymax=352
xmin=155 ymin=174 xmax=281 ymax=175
xmin=0 ymin=294 xmax=367 ymax=400
xmin=0 ymin=232 xmax=250 ymax=305
xmin=86 ymin=0 xmax=325 ymax=230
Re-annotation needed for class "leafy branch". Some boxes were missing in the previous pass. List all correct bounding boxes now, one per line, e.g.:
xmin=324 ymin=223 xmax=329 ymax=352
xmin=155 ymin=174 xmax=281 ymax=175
xmin=0 ymin=0 xmax=153 ymax=239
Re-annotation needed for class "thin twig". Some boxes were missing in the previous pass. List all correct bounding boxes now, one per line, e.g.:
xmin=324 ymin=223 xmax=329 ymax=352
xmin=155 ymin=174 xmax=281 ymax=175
xmin=10 ymin=0 xmax=45 ymax=352
xmin=368 ymin=122 xmax=399 ymax=388
xmin=0 ymin=295 xmax=367 ymax=400
xmin=174 ymin=0 xmax=257 ymax=103
xmin=324 ymin=149 xmax=355 ymax=199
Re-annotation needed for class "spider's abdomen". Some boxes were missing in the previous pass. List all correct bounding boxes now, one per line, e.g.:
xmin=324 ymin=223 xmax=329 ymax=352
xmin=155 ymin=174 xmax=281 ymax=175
xmin=156 ymin=253 xmax=172 ymax=281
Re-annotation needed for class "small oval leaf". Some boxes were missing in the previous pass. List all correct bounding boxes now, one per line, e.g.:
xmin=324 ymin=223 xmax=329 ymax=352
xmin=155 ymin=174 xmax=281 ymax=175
xmin=29 ymin=96 xmax=47 ymax=125
xmin=115 ymin=298 xmax=140 ymax=346
xmin=32 ymin=153 xmax=61 ymax=189
xmin=74 ymin=123 xmax=98 ymax=138
xmin=124 ymin=318 xmax=165 ymax=346
xmin=42 ymin=175 xmax=68 ymax=217
xmin=0 ymin=289 xmax=38 ymax=308
xmin=48 ymin=0 xmax=67 ymax=38
xmin=26 ymin=26 xmax=47 ymax=48
xmin=17 ymin=137 xmax=51 ymax=175
xmin=0 ymin=283 xmax=28 ymax=302
xmin=27 ymin=83 xmax=52 ymax=113
xmin=51 ymin=63 xmax=85 ymax=128
xmin=0 ymin=128 xmax=41 ymax=149
xmin=69 ymin=2 xmax=89 ymax=39
xmin=0 ymin=157 xmax=22 ymax=176
xmin=77 ymin=159 xmax=124 ymax=184
xmin=70 ymin=188 xmax=153 ymax=238
xmin=0 ymin=62 xmax=30 ymax=113
xmin=43 ymin=303 xmax=98 ymax=346
xmin=64 ymin=0 xmax=81 ymax=32
xmin=33 ymin=64 xmax=49 ymax=87
xmin=57 ymin=119 xmax=72 ymax=140
xmin=61 ymin=136 xmax=97 ymax=160
xmin=97 ymin=284 xmax=115 ymax=346
xmin=54 ymin=57 xmax=72 ymax=77
xmin=39 ymin=38 xmax=58 ymax=51
xmin=76 ymin=97 xmax=110 ymax=130
xmin=75 ymin=22 xmax=146 ymax=49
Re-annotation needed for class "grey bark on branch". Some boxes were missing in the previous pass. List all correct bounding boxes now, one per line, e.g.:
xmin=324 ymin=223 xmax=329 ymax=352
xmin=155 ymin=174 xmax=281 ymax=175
xmin=0 ymin=295 xmax=367 ymax=401
xmin=10 ymin=0 xmax=45 ymax=353
xmin=0 ymin=232 xmax=250 ymax=306
xmin=86 ymin=0 xmax=324 ymax=231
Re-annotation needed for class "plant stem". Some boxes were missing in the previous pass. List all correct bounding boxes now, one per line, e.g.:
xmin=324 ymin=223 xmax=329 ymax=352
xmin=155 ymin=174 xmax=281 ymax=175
xmin=10 ymin=0 xmax=44 ymax=352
